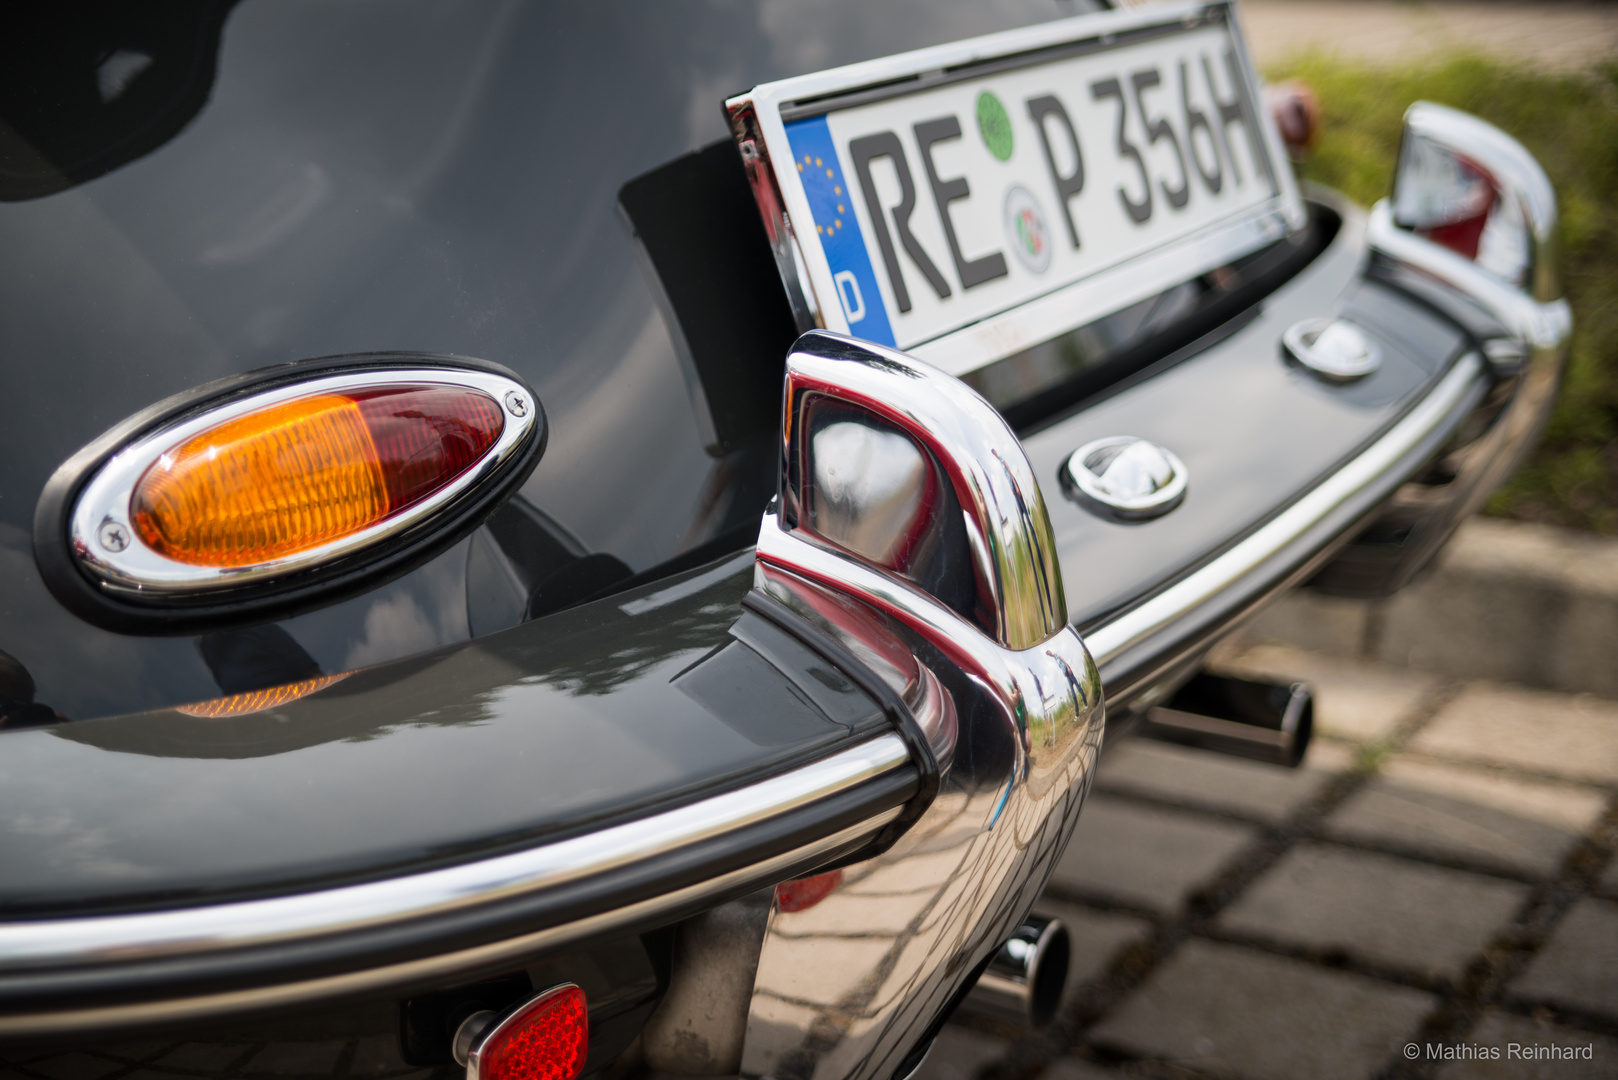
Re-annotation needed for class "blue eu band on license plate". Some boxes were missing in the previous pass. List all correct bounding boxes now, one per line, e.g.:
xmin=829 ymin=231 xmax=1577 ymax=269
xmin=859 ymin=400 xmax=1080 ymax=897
xmin=730 ymin=1 xmax=1302 ymax=374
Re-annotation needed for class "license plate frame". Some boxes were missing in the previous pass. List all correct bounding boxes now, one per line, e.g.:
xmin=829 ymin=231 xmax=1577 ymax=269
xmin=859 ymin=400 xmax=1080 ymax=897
xmin=727 ymin=0 xmax=1303 ymax=376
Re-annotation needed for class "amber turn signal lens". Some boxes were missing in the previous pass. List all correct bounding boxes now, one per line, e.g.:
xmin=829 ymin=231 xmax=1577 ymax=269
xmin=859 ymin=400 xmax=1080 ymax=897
xmin=132 ymin=387 xmax=504 ymax=568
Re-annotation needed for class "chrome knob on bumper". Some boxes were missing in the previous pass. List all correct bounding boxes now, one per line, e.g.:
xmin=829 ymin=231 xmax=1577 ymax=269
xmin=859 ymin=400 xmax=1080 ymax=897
xmin=746 ymin=332 xmax=1103 ymax=1080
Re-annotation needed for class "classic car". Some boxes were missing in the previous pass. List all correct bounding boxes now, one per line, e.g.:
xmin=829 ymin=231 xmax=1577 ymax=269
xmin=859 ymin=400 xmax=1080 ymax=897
xmin=0 ymin=0 xmax=1567 ymax=1077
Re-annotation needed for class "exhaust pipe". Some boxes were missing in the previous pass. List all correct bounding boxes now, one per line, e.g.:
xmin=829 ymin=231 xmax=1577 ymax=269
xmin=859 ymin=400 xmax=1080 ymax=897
xmin=1141 ymin=672 xmax=1313 ymax=768
xmin=959 ymin=915 xmax=1069 ymax=1027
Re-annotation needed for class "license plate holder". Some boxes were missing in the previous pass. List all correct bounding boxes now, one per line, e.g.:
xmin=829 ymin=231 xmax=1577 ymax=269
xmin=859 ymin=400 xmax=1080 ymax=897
xmin=727 ymin=0 xmax=1302 ymax=376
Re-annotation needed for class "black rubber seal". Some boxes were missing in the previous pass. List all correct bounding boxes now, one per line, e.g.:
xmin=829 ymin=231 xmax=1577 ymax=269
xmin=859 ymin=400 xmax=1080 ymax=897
xmin=32 ymin=352 xmax=547 ymax=636
xmin=740 ymin=589 xmax=941 ymax=861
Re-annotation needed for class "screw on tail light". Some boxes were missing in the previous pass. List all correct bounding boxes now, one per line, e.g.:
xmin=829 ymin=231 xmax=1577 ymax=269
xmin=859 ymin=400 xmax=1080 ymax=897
xmin=34 ymin=353 xmax=546 ymax=632
xmin=455 ymin=984 xmax=589 ymax=1080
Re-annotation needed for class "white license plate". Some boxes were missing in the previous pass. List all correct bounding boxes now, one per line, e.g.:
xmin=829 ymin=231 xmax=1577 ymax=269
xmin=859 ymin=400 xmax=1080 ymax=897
xmin=729 ymin=1 xmax=1302 ymax=375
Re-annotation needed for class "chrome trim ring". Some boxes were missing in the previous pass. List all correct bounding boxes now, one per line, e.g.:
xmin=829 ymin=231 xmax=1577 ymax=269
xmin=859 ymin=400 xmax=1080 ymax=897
xmin=1281 ymin=318 xmax=1382 ymax=382
xmin=1062 ymin=436 xmax=1189 ymax=521
xmin=70 ymin=367 xmax=539 ymax=593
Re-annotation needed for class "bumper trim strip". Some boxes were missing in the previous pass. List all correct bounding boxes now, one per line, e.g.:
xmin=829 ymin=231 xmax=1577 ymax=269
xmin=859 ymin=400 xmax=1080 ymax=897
xmin=0 ymin=735 xmax=909 ymax=984
xmin=1084 ymin=350 xmax=1486 ymax=670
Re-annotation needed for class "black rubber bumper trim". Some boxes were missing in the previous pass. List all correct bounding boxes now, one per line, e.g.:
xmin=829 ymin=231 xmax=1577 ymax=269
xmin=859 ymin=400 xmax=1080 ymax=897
xmin=741 ymin=588 xmax=941 ymax=860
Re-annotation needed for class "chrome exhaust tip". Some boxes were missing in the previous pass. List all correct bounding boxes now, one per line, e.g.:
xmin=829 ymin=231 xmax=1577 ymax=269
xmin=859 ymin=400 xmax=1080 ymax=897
xmin=959 ymin=915 xmax=1070 ymax=1027
xmin=1141 ymin=672 xmax=1314 ymax=768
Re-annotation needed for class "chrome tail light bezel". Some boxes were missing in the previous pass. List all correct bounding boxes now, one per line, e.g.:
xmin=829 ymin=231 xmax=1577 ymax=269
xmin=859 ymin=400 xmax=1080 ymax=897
xmin=33 ymin=352 xmax=547 ymax=634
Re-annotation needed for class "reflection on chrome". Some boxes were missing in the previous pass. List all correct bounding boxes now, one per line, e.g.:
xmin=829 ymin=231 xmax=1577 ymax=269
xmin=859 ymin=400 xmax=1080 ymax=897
xmin=778 ymin=332 xmax=1068 ymax=652
xmin=747 ymin=331 xmax=1102 ymax=1080
xmin=810 ymin=420 xmax=931 ymax=569
xmin=1392 ymin=101 xmax=1559 ymax=301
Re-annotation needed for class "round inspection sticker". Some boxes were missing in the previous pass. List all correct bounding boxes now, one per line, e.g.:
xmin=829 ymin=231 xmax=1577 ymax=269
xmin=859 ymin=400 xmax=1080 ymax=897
xmin=1002 ymin=185 xmax=1052 ymax=274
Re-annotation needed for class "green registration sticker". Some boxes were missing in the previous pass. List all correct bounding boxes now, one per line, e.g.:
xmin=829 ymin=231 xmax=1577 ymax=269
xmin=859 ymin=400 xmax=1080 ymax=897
xmin=976 ymin=91 xmax=1013 ymax=161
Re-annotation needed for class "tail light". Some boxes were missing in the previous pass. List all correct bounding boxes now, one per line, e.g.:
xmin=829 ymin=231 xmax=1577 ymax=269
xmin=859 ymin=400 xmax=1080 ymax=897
xmin=132 ymin=387 xmax=505 ymax=567
xmin=35 ymin=354 xmax=545 ymax=632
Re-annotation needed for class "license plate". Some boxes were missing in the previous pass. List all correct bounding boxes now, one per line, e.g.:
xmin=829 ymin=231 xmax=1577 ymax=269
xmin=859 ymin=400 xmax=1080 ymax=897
xmin=728 ymin=1 xmax=1302 ymax=375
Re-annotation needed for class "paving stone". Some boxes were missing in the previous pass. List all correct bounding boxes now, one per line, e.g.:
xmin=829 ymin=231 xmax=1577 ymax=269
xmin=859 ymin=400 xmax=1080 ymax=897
xmin=1219 ymin=843 xmax=1528 ymax=979
xmin=349 ymin=1035 xmax=410 ymax=1076
xmin=1225 ymin=592 xmax=1374 ymax=660
xmin=155 ymin=1043 xmax=255 ymax=1072
xmin=13 ymin=1055 xmax=123 ymax=1080
xmin=1038 ymin=1058 xmax=1125 ymax=1080
xmin=912 ymin=1025 xmax=1008 ymax=1080
xmin=1512 ymin=898 xmax=1618 ymax=1014
xmin=1373 ymin=518 xmax=1618 ymax=699
xmin=1028 ymin=900 xmax=1152 ymax=1003
xmin=86 ymin=1045 xmax=169 ymax=1066
xmin=1410 ymin=684 xmax=1618 ymax=784
xmin=1434 ymin=1011 xmax=1618 ymax=1079
xmin=1599 ymin=856 xmax=1618 ymax=900
xmin=1049 ymin=795 xmax=1256 ymax=914
xmin=1207 ymin=644 xmax=1440 ymax=743
xmin=1324 ymin=756 xmax=1607 ymax=877
xmin=1095 ymin=734 xmax=1353 ymax=824
xmin=1088 ymin=940 xmax=1432 ymax=1080
xmin=242 ymin=1041 xmax=346 ymax=1076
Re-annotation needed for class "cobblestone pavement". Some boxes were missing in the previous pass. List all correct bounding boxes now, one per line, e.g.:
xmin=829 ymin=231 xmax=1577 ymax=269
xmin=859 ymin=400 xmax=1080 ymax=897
xmin=919 ymin=644 xmax=1618 ymax=1080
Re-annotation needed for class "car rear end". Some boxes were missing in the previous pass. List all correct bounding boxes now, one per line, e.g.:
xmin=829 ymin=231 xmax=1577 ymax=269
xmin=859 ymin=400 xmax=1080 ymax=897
xmin=0 ymin=1 xmax=1564 ymax=1076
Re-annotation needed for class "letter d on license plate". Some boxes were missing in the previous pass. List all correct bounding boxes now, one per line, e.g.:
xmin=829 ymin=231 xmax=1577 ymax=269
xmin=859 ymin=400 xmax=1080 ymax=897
xmin=728 ymin=0 xmax=1303 ymax=376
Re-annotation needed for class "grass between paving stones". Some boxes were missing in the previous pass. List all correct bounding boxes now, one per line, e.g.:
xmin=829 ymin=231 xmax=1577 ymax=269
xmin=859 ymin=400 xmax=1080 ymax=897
xmin=1262 ymin=52 xmax=1618 ymax=533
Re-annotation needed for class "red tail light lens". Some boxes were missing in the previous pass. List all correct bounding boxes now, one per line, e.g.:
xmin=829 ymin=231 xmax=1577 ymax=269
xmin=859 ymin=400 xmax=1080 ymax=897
xmin=131 ymin=386 xmax=504 ymax=568
xmin=469 ymin=984 xmax=589 ymax=1080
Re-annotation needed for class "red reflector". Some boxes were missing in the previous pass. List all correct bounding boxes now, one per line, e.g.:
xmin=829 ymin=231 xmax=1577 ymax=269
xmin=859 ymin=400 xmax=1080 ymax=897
xmin=470 ymin=984 xmax=589 ymax=1080
xmin=775 ymin=869 xmax=843 ymax=913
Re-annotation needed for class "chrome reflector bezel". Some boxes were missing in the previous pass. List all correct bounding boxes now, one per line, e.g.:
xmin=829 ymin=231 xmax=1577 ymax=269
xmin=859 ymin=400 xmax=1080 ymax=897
xmin=71 ymin=368 xmax=537 ymax=593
